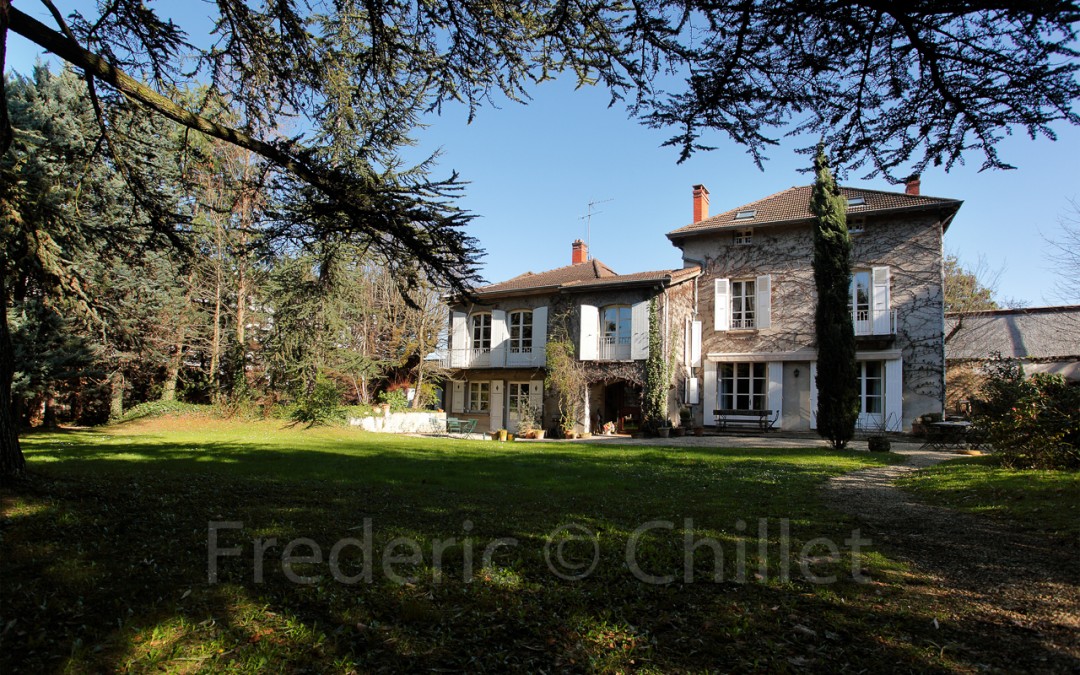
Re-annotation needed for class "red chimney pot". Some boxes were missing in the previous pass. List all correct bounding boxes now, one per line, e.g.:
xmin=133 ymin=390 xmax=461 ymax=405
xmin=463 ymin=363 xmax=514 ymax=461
xmin=905 ymin=175 xmax=921 ymax=196
xmin=693 ymin=184 xmax=710 ymax=223
xmin=572 ymin=239 xmax=588 ymax=264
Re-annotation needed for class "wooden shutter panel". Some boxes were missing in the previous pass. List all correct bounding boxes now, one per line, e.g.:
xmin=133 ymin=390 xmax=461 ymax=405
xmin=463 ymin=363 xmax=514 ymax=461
xmin=450 ymin=312 xmax=467 ymax=367
xmin=531 ymin=306 xmax=548 ymax=367
xmin=872 ymin=266 xmax=891 ymax=335
xmin=490 ymin=310 xmax=508 ymax=367
xmin=767 ymin=362 xmax=783 ymax=427
xmin=489 ymin=380 xmax=504 ymax=430
xmin=885 ymin=358 xmax=903 ymax=432
xmin=451 ymin=381 xmax=465 ymax=414
xmin=579 ymin=304 xmax=599 ymax=360
xmin=809 ymin=362 xmax=818 ymax=430
xmin=714 ymin=279 xmax=730 ymax=331
xmin=703 ymin=363 xmax=717 ymax=426
xmin=756 ymin=274 xmax=771 ymax=329
xmin=631 ymin=300 xmax=649 ymax=360
xmin=690 ymin=320 xmax=702 ymax=366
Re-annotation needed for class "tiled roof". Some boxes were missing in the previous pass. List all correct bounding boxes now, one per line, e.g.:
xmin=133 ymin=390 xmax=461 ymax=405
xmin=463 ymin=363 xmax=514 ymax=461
xmin=945 ymin=305 xmax=1080 ymax=362
xmin=668 ymin=185 xmax=962 ymax=238
xmin=474 ymin=260 xmax=698 ymax=296
xmin=475 ymin=259 xmax=617 ymax=294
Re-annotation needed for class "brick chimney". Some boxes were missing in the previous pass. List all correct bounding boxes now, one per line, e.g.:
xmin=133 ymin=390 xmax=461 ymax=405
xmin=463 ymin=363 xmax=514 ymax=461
xmin=693 ymin=184 xmax=710 ymax=222
xmin=572 ymin=239 xmax=588 ymax=264
xmin=905 ymin=174 xmax=921 ymax=196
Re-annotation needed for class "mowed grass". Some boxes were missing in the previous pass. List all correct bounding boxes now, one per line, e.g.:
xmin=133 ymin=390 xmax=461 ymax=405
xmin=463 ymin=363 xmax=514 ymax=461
xmin=898 ymin=455 xmax=1080 ymax=541
xmin=0 ymin=417 xmax=1012 ymax=672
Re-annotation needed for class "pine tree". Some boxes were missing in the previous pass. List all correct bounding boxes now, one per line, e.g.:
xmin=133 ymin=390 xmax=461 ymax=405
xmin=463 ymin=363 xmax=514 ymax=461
xmin=811 ymin=146 xmax=859 ymax=450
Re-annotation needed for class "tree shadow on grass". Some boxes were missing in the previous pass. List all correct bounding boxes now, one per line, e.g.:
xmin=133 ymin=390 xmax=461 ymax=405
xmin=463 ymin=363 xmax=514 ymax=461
xmin=6 ymin=429 xmax=1075 ymax=671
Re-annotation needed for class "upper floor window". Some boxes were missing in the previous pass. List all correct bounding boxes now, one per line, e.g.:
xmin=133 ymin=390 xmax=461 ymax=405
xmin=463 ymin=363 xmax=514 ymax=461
xmin=849 ymin=270 xmax=871 ymax=330
xmin=731 ymin=280 xmax=756 ymax=329
xmin=600 ymin=305 xmax=632 ymax=360
xmin=734 ymin=228 xmax=754 ymax=245
xmin=470 ymin=313 xmax=492 ymax=351
xmin=509 ymin=310 xmax=533 ymax=353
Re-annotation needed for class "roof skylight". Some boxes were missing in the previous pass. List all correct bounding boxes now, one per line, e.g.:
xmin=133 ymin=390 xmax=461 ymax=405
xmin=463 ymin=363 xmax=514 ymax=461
xmin=734 ymin=209 xmax=757 ymax=220
xmin=846 ymin=197 xmax=866 ymax=207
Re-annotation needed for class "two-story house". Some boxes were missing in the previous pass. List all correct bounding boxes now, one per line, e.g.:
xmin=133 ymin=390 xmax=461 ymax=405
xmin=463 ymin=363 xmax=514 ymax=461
xmin=670 ymin=180 xmax=962 ymax=432
xmin=444 ymin=241 xmax=699 ymax=434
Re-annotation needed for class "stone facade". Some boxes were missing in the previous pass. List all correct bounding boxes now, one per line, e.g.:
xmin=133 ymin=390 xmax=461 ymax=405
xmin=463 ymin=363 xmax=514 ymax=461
xmin=673 ymin=195 xmax=956 ymax=432
xmin=444 ymin=273 xmax=697 ymax=435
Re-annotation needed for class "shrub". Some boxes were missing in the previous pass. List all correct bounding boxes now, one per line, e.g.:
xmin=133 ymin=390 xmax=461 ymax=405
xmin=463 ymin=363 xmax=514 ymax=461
xmin=291 ymin=373 xmax=345 ymax=426
xmin=377 ymin=389 xmax=410 ymax=411
xmin=116 ymin=400 xmax=209 ymax=422
xmin=973 ymin=356 xmax=1080 ymax=470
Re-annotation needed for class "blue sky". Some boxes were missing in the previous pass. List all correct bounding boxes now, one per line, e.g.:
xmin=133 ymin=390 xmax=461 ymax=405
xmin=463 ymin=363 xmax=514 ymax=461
xmin=6 ymin=6 xmax=1078 ymax=306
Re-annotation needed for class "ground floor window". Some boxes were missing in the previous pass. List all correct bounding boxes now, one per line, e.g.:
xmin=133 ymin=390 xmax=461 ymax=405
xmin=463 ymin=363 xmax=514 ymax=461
xmin=718 ymin=362 xmax=766 ymax=410
xmin=468 ymin=382 xmax=489 ymax=412
xmin=859 ymin=361 xmax=884 ymax=415
xmin=508 ymin=382 xmax=531 ymax=414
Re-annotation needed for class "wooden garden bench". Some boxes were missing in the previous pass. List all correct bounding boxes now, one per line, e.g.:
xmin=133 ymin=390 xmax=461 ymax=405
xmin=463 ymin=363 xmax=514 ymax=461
xmin=713 ymin=409 xmax=777 ymax=432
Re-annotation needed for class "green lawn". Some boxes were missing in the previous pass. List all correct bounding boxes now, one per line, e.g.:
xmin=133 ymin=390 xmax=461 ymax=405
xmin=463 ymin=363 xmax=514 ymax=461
xmin=897 ymin=455 xmax=1080 ymax=541
xmin=0 ymin=417 xmax=1013 ymax=672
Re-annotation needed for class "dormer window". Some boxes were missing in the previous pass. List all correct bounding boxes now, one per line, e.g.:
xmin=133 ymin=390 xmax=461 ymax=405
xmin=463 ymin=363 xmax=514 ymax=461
xmin=734 ymin=209 xmax=757 ymax=221
xmin=734 ymin=228 xmax=754 ymax=245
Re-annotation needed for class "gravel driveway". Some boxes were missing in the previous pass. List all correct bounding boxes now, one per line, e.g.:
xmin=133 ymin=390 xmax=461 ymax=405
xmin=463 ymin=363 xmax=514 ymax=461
xmin=824 ymin=447 xmax=1080 ymax=671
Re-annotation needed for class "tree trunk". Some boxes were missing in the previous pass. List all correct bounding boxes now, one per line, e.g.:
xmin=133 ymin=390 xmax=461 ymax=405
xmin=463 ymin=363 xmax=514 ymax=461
xmin=109 ymin=369 xmax=125 ymax=420
xmin=42 ymin=392 xmax=58 ymax=429
xmin=161 ymin=335 xmax=183 ymax=402
xmin=0 ymin=267 xmax=27 ymax=483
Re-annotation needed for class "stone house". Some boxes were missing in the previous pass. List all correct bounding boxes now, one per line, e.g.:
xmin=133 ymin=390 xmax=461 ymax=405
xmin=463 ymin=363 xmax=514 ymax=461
xmin=444 ymin=177 xmax=961 ymax=435
xmin=669 ymin=180 xmax=962 ymax=432
xmin=443 ymin=241 xmax=699 ymax=434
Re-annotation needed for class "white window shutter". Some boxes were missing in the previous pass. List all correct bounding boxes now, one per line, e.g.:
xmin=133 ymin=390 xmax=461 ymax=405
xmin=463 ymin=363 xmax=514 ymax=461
xmin=756 ymin=274 xmax=772 ymax=329
xmin=885 ymin=358 xmax=903 ymax=432
xmin=531 ymin=306 xmax=548 ymax=367
xmin=489 ymin=380 xmax=504 ymax=430
xmin=451 ymin=381 xmax=465 ymax=414
xmin=684 ymin=319 xmax=692 ymax=365
xmin=690 ymin=321 xmax=702 ymax=366
xmin=686 ymin=376 xmax=700 ymax=405
xmin=631 ymin=300 xmax=650 ymax=360
xmin=767 ymin=362 xmax=783 ymax=428
xmin=490 ymin=310 xmax=508 ymax=367
xmin=579 ymin=304 xmax=599 ymax=360
xmin=450 ymin=312 xmax=467 ymax=367
xmin=529 ymin=379 xmax=544 ymax=418
xmin=714 ymin=279 xmax=730 ymax=331
xmin=703 ymin=363 xmax=717 ymax=426
xmin=872 ymin=266 xmax=891 ymax=335
xmin=809 ymin=362 xmax=818 ymax=430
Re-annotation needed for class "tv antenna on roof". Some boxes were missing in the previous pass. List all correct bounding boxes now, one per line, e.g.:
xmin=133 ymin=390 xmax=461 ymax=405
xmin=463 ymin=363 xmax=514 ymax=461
xmin=579 ymin=198 xmax=613 ymax=259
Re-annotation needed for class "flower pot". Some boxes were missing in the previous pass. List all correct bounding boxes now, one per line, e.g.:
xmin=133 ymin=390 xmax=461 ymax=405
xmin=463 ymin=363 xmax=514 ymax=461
xmin=533 ymin=430 xmax=545 ymax=440
xmin=657 ymin=427 xmax=671 ymax=438
xmin=868 ymin=436 xmax=891 ymax=452
xmin=693 ymin=427 xmax=704 ymax=437
xmin=498 ymin=429 xmax=508 ymax=442
xmin=672 ymin=427 xmax=686 ymax=437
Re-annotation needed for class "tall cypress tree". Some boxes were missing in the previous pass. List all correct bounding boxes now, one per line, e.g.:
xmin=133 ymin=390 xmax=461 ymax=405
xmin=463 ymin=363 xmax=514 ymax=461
xmin=811 ymin=146 xmax=859 ymax=449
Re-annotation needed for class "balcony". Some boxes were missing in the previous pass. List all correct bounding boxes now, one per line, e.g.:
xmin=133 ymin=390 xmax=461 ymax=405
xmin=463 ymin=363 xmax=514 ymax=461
xmin=597 ymin=336 xmax=632 ymax=361
xmin=853 ymin=308 xmax=897 ymax=336
xmin=444 ymin=345 xmax=545 ymax=368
